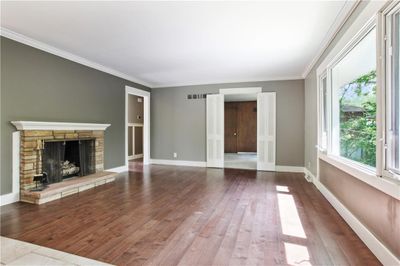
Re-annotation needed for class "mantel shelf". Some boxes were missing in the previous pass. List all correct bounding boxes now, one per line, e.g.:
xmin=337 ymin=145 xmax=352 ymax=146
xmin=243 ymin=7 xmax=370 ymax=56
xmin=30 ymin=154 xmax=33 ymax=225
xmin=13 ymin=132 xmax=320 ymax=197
xmin=11 ymin=121 xmax=111 ymax=131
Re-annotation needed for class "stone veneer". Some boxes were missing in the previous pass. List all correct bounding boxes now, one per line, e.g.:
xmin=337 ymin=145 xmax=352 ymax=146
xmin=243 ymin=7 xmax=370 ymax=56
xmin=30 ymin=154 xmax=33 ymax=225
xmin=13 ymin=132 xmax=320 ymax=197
xmin=19 ymin=130 xmax=104 ymax=191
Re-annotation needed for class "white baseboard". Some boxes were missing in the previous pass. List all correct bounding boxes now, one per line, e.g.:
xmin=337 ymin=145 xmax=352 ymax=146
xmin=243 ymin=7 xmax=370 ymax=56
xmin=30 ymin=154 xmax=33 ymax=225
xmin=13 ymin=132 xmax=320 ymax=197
xmin=275 ymin=165 xmax=305 ymax=173
xmin=303 ymin=167 xmax=316 ymax=183
xmin=314 ymin=179 xmax=399 ymax=266
xmin=128 ymin=154 xmax=143 ymax=160
xmin=150 ymin=160 xmax=308 ymax=173
xmin=106 ymin=165 xmax=128 ymax=173
xmin=150 ymin=159 xmax=207 ymax=168
xmin=0 ymin=192 xmax=20 ymax=206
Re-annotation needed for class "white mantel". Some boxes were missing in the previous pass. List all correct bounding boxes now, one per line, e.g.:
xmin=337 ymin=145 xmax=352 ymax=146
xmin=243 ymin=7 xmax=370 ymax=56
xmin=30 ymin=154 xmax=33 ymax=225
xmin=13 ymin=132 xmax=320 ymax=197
xmin=11 ymin=121 xmax=111 ymax=131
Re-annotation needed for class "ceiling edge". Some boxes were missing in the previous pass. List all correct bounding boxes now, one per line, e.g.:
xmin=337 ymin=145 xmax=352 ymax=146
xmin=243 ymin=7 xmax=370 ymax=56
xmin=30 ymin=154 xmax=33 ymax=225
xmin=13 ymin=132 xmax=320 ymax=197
xmin=301 ymin=0 xmax=360 ymax=78
xmin=151 ymin=76 xmax=304 ymax=89
xmin=0 ymin=27 xmax=154 ymax=88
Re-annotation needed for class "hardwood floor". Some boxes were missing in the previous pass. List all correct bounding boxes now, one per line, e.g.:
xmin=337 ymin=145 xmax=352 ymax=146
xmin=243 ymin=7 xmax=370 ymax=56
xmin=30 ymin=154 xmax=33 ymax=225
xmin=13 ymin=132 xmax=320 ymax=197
xmin=1 ymin=164 xmax=380 ymax=265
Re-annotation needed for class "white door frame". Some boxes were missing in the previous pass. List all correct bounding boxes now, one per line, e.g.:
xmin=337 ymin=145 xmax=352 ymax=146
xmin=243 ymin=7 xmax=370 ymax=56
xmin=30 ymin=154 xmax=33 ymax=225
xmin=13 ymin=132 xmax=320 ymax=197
xmin=218 ymin=87 xmax=262 ymax=169
xmin=125 ymin=86 xmax=150 ymax=165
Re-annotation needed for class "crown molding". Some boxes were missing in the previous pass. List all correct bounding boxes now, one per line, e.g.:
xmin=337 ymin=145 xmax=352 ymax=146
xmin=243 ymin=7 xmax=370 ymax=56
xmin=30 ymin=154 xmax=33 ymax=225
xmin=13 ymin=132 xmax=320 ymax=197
xmin=0 ymin=27 xmax=154 ymax=88
xmin=151 ymin=75 xmax=303 ymax=89
xmin=11 ymin=121 xmax=111 ymax=131
xmin=302 ymin=0 xmax=360 ymax=78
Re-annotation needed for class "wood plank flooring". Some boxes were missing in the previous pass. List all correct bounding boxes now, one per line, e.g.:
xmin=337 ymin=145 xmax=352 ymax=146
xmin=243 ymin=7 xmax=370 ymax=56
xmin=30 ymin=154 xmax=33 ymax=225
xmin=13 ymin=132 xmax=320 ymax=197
xmin=0 ymin=164 xmax=380 ymax=265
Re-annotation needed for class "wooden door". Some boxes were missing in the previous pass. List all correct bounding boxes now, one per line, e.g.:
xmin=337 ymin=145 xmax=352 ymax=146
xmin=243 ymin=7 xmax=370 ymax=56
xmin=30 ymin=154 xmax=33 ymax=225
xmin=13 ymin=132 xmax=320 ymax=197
xmin=224 ymin=103 xmax=238 ymax=153
xmin=237 ymin=101 xmax=257 ymax=152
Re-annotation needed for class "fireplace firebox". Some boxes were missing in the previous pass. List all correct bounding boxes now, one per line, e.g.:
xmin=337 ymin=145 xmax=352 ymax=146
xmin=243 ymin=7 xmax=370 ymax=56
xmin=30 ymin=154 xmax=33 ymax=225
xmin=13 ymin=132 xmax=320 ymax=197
xmin=42 ymin=139 xmax=95 ymax=184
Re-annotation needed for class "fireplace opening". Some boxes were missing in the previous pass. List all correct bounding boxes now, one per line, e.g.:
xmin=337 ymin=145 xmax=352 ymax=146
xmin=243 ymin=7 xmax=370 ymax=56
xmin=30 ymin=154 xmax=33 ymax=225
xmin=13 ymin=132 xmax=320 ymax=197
xmin=42 ymin=139 xmax=96 ymax=184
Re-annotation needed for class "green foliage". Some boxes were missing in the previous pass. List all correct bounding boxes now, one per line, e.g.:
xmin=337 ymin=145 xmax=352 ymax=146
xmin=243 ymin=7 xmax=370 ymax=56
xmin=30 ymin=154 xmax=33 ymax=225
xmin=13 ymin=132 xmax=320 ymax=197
xmin=339 ymin=70 xmax=377 ymax=167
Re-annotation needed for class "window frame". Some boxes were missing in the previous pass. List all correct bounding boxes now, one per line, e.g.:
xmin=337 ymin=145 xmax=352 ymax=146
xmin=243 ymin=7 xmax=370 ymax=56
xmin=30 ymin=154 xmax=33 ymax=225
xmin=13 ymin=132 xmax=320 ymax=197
xmin=316 ymin=7 xmax=400 ymax=200
xmin=318 ymin=72 xmax=328 ymax=154
xmin=325 ymin=18 xmax=378 ymax=171
xmin=383 ymin=2 xmax=400 ymax=180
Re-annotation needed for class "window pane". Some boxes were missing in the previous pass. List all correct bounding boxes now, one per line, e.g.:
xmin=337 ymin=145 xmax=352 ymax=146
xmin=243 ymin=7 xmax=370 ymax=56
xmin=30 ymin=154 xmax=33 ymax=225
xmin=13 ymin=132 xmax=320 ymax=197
xmin=331 ymin=28 xmax=376 ymax=167
xmin=320 ymin=76 xmax=328 ymax=150
xmin=391 ymin=13 xmax=400 ymax=172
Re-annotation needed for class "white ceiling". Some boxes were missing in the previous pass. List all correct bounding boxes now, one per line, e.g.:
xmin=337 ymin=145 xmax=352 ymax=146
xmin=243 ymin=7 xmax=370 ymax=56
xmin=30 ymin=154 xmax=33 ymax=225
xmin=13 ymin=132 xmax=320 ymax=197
xmin=1 ymin=1 xmax=349 ymax=88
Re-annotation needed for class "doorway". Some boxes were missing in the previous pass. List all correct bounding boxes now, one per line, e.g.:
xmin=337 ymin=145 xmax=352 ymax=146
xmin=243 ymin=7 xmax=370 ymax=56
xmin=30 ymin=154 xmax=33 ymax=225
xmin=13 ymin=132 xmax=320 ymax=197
xmin=125 ymin=86 xmax=150 ymax=167
xmin=206 ymin=87 xmax=276 ymax=171
xmin=127 ymin=94 xmax=144 ymax=167
xmin=224 ymin=96 xmax=257 ymax=169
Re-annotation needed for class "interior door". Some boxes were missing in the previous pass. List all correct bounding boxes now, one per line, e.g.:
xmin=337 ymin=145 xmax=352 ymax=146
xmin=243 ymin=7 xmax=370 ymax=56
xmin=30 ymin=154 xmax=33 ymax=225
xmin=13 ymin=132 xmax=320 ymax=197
xmin=257 ymin=92 xmax=276 ymax=171
xmin=224 ymin=103 xmax=238 ymax=153
xmin=237 ymin=101 xmax=257 ymax=152
xmin=207 ymin=94 xmax=224 ymax=168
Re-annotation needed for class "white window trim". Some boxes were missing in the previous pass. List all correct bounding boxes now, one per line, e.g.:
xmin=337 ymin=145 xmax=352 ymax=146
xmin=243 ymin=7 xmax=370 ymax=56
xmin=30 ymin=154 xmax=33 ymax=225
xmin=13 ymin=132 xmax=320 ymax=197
xmin=317 ymin=13 xmax=400 ymax=199
xmin=382 ymin=2 xmax=400 ymax=180
xmin=326 ymin=17 xmax=377 ymax=167
xmin=320 ymin=153 xmax=400 ymax=200
xmin=318 ymin=72 xmax=328 ymax=153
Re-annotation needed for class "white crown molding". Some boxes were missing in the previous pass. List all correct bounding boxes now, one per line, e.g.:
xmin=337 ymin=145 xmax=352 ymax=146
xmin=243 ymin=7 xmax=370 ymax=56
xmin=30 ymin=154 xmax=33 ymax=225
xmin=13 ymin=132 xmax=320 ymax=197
xmin=302 ymin=0 xmax=360 ymax=78
xmin=11 ymin=121 xmax=111 ymax=131
xmin=0 ymin=27 xmax=154 ymax=88
xmin=151 ymin=76 xmax=304 ymax=89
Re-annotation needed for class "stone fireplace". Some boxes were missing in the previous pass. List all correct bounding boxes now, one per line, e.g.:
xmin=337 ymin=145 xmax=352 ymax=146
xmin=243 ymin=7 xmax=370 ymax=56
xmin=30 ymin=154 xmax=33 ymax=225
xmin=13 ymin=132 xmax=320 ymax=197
xmin=11 ymin=121 xmax=117 ymax=204
xmin=19 ymin=129 xmax=104 ymax=190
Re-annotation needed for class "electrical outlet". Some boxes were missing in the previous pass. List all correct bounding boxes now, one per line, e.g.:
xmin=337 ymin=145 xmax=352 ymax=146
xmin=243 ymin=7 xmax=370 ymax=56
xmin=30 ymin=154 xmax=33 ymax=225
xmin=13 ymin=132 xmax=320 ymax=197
xmin=173 ymin=152 xmax=177 ymax=158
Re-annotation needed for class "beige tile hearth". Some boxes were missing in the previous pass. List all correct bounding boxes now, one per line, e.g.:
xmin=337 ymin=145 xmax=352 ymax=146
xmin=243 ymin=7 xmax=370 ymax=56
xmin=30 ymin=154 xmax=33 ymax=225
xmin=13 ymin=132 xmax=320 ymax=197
xmin=0 ymin=237 xmax=113 ymax=266
xmin=21 ymin=171 xmax=117 ymax=204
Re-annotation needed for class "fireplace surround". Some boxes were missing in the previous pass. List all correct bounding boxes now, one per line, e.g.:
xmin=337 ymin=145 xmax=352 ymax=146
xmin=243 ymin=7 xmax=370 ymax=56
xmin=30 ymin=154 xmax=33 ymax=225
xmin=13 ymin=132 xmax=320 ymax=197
xmin=11 ymin=121 xmax=116 ymax=204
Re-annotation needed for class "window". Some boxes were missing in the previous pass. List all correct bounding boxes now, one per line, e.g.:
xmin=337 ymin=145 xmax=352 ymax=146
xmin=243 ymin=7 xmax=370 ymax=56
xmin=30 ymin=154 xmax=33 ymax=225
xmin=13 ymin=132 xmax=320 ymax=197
xmin=386 ymin=5 xmax=400 ymax=178
xmin=330 ymin=27 xmax=377 ymax=168
xmin=319 ymin=74 xmax=328 ymax=152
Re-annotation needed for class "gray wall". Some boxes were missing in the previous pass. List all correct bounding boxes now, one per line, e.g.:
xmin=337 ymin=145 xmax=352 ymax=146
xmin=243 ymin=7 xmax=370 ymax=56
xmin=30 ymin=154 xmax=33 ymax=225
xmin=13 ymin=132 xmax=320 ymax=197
xmin=0 ymin=37 xmax=150 ymax=195
xmin=151 ymin=80 xmax=305 ymax=166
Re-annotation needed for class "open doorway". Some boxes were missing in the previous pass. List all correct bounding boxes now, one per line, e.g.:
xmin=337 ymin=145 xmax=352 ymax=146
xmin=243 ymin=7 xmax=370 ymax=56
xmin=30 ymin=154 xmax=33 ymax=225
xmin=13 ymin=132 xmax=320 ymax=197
xmin=125 ymin=86 xmax=150 ymax=168
xmin=206 ymin=87 xmax=276 ymax=171
xmin=127 ymin=94 xmax=144 ymax=167
xmin=224 ymin=94 xmax=257 ymax=169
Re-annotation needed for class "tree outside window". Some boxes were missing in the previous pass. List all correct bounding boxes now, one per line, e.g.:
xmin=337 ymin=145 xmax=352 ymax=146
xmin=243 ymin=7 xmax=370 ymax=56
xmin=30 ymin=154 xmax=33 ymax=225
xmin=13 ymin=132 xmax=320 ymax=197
xmin=339 ymin=70 xmax=376 ymax=167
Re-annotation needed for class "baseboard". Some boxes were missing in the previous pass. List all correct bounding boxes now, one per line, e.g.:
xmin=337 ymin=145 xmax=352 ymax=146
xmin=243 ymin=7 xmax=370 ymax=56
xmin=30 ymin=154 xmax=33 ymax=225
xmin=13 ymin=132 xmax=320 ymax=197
xmin=150 ymin=160 xmax=308 ymax=172
xmin=303 ymin=167 xmax=316 ymax=183
xmin=128 ymin=154 xmax=143 ymax=160
xmin=106 ymin=165 xmax=128 ymax=173
xmin=275 ymin=165 xmax=305 ymax=173
xmin=150 ymin=159 xmax=207 ymax=168
xmin=314 ymin=179 xmax=399 ymax=266
xmin=0 ymin=192 xmax=20 ymax=206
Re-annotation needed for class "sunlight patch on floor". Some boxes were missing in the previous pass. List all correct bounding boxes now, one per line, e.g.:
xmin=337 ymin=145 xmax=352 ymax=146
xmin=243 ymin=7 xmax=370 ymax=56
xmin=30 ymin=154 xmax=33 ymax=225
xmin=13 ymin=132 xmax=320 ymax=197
xmin=277 ymin=193 xmax=306 ymax=239
xmin=284 ymin=242 xmax=312 ymax=266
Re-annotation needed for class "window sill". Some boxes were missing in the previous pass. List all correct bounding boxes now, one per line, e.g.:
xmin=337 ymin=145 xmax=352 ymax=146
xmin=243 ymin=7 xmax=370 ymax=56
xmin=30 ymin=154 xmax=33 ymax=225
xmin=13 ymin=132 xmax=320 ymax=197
xmin=319 ymin=153 xmax=400 ymax=200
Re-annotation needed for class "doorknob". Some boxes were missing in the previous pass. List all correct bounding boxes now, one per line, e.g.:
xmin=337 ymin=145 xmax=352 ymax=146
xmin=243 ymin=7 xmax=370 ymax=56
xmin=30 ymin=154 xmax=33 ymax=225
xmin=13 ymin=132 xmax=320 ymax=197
xmin=233 ymin=132 xmax=237 ymax=136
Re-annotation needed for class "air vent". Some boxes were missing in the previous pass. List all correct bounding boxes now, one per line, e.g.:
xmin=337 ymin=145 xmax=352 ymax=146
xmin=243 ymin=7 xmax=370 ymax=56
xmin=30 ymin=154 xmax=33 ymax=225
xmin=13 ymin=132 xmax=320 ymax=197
xmin=187 ymin=94 xmax=208 ymax=100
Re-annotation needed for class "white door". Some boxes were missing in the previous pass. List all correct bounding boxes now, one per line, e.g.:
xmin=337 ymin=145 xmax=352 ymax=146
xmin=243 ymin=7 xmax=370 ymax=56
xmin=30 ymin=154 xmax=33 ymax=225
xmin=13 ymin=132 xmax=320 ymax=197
xmin=257 ymin=92 xmax=276 ymax=171
xmin=206 ymin=94 xmax=224 ymax=168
